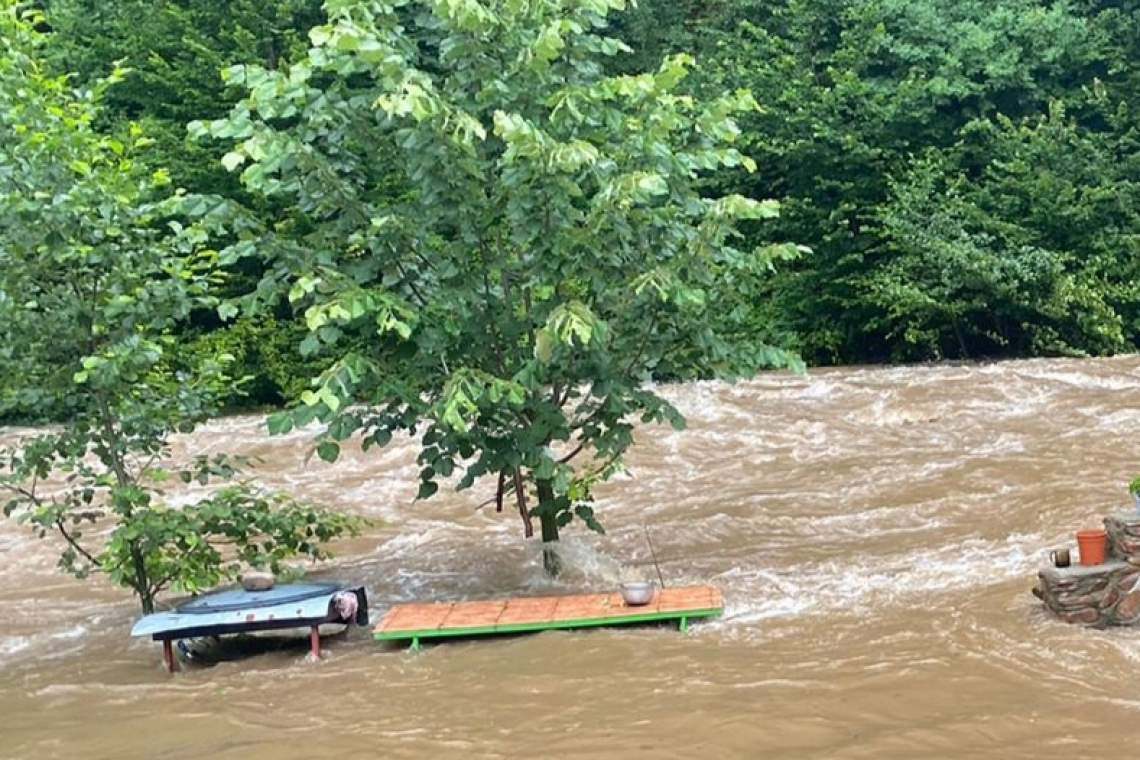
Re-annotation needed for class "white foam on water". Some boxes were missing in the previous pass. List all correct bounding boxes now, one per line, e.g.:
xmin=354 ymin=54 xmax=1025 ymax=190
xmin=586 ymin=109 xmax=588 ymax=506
xmin=968 ymin=433 xmax=1027 ymax=457
xmin=523 ymin=537 xmax=628 ymax=587
xmin=1092 ymin=408 xmax=1140 ymax=430
xmin=804 ymin=503 xmax=946 ymax=537
xmin=0 ymin=635 xmax=32 ymax=661
xmin=1009 ymin=367 xmax=1140 ymax=392
xmin=0 ymin=624 xmax=89 ymax=667
xmin=715 ymin=533 xmax=1041 ymax=628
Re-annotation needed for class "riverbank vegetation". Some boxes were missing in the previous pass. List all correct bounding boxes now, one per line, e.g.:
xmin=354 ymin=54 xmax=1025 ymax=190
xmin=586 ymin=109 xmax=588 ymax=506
xmin=0 ymin=3 xmax=361 ymax=611
xmin=16 ymin=0 xmax=1139 ymax=404
xmin=4 ymin=0 xmax=1138 ymax=421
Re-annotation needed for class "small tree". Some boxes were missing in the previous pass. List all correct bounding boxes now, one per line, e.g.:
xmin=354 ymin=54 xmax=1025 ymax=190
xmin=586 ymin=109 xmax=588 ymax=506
xmin=195 ymin=0 xmax=801 ymax=574
xmin=0 ymin=3 xmax=360 ymax=614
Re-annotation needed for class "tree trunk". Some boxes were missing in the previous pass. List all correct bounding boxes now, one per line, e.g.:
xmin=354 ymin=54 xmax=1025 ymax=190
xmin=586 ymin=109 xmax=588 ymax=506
xmin=139 ymin=593 xmax=155 ymax=615
xmin=131 ymin=543 xmax=154 ymax=614
xmin=535 ymin=479 xmax=561 ymax=577
xmin=950 ymin=316 xmax=970 ymax=359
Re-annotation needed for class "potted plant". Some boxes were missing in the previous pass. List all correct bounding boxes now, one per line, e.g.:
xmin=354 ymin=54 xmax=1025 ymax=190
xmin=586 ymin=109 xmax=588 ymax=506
xmin=1130 ymin=476 xmax=1140 ymax=511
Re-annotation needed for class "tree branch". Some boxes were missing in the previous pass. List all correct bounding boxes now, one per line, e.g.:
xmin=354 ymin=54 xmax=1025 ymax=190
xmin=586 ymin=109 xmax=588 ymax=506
xmin=558 ymin=443 xmax=585 ymax=465
xmin=94 ymin=392 xmax=131 ymax=488
xmin=148 ymin=570 xmax=178 ymax=599
xmin=623 ymin=309 xmax=658 ymax=378
xmin=394 ymin=260 xmax=429 ymax=307
xmin=512 ymin=469 xmax=533 ymax=538
xmin=585 ymin=449 xmax=624 ymax=482
xmin=474 ymin=470 xmax=512 ymax=513
xmin=132 ymin=450 xmax=163 ymax=484
xmin=54 ymin=518 xmax=100 ymax=567
xmin=482 ymin=267 xmax=509 ymax=376
xmin=1 ymin=480 xmax=43 ymax=507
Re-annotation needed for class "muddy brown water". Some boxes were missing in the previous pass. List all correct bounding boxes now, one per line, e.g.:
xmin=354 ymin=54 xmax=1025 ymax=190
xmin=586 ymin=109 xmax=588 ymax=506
xmin=3 ymin=357 xmax=1140 ymax=759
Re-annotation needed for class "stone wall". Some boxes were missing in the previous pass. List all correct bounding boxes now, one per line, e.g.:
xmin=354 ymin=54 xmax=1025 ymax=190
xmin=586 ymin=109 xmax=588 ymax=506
xmin=1105 ymin=513 xmax=1140 ymax=560
xmin=1033 ymin=512 xmax=1140 ymax=627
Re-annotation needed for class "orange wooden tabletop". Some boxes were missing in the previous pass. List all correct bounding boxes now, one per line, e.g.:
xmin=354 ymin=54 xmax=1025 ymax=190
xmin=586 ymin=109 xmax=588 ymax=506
xmin=374 ymin=584 xmax=723 ymax=637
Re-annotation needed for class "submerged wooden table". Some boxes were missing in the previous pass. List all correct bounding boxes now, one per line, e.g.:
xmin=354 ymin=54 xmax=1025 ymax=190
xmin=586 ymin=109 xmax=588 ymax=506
xmin=374 ymin=585 xmax=723 ymax=649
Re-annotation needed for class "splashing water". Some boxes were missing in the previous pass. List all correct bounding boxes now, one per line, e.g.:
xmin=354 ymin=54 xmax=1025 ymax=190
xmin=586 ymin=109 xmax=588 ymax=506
xmin=2 ymin=355 xmax=1140 ymax=757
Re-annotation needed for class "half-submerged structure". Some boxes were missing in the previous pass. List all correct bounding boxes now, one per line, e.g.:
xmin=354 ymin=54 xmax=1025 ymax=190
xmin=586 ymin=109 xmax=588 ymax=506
xmin=1034 ymin=512 xmax=1140 ymax=627
xmin=132 ymin=582 xmax=368 ymax=671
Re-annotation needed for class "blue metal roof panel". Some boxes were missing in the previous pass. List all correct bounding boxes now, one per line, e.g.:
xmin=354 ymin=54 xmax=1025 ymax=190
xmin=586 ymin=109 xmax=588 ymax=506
xmin=175 ymin=583 xmax=339 ymax=614
xmin=131 ymin=585 xmax=347 ymax=637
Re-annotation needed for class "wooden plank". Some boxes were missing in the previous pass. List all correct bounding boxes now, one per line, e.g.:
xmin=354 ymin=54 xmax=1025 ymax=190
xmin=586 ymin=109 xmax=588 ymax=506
xmin=374 ymin=585 xmax=723 ymax=642
xmin=378 ymin=602 xmax=454 ymax=634
xmin=550 ymin=593 xmax=614 ymax=623
xmin=439 ymin=600 xmax=507 ymax=629
xmin=496 ymin=596 xmax=560 ymax=626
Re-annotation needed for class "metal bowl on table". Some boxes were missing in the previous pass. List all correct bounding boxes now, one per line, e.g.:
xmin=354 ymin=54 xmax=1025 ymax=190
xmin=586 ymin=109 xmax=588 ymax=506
xmin=619 ymin=582 xmax=656 ymax=606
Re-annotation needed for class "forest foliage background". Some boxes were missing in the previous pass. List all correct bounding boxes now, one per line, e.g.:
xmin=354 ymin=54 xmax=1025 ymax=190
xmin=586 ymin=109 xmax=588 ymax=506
xmin=6 ymin=0 xmax=1139 ymax=419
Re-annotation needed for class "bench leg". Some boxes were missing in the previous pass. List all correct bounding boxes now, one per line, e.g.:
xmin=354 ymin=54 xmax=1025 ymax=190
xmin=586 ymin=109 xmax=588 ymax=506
xmin=410 ymin=637 xmax=421 ymax=652
xmin=162 ymin=639 xmax=178 ymax=673
xmin=679 ymin=616 xmax=688 ymax=634
xmin=310 ymin=625 xmax=321 ymax=659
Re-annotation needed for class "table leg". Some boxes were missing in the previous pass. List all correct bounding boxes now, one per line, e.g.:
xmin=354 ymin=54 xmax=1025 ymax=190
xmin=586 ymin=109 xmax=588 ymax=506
xmin=162 ymin=639 xmax=177 ymax=673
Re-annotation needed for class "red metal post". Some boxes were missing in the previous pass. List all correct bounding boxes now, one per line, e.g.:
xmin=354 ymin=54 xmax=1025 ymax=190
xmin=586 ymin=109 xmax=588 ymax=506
xmin=162 ymin=639 xmax=177 ymax=673
xmin=309 ymin=625 xmax=320 ymax=659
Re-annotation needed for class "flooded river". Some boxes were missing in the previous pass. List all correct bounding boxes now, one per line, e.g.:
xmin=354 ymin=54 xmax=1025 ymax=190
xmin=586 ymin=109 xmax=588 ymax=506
xmin=3 ymin=356 xmax=1140 ymax=758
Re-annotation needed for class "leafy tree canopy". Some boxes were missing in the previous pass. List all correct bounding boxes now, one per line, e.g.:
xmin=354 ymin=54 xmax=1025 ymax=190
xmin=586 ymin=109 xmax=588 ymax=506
xmin=0 ymin=2 xmax=360 ymax=613
xmin=17 ymin=0 xmax=1140 ymax=393
xmin=195 ymin=0 xmax=802 ymax=571
xmin=650 ymin=0 xmax=1140 ymax=362
xmin=43 ymin=0 xmax=326 ymax=195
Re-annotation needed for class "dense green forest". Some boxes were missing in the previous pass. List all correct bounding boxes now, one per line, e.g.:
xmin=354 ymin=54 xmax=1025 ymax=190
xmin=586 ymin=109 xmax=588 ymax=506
xmin=5 ymin=0 xmax=1140 ymax=419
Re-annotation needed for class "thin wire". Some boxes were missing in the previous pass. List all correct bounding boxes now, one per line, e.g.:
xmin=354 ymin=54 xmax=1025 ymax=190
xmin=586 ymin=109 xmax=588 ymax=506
xmin=643 ymin=524 xmax=666 ymax=588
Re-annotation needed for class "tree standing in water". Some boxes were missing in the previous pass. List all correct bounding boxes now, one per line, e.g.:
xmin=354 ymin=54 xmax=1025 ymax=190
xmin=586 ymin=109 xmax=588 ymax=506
xmin=0 ymin=3 xmax=360 ymax=613
xmin=198 ymin=0 xmax=801 ymax=574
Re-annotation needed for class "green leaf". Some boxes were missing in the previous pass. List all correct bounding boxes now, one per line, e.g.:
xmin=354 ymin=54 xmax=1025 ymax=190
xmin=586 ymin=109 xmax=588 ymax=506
xmin=319 ymin=386 xmax=342 ymax=413
xmin=221 ymin=151 xmax=246 ymax=172
xmin=636 ymin=173 xmax=669 ymax=196
xmin=217 ymin=301 xmax=240 ymax=321
xmin=316 ymin=441 xmax=340 ymax=463
xmin=534 ymin=329 xmax=554 ymax=363
xmin=266 ymin=413 xmax=294 ymax=436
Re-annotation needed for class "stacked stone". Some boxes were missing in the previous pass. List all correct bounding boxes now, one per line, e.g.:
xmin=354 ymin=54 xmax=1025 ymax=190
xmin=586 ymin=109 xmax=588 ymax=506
xmin=1034 ymin=511 xmax=1140 ymax=626
xmin=1033 ymin=561 xmax=1133 ymax=626
xmin=1104 ymin=513 xmax=1140 ymax=562
xmin=1039 ymin=510 xmax=1140 ymax=624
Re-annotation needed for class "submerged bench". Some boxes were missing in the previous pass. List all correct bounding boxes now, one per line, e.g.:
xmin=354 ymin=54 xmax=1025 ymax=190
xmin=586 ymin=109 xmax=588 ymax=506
xmin=374 ymin=585 xmax=723 ymax=649
xmin=132 ymin=583 xmax=369 ymax=672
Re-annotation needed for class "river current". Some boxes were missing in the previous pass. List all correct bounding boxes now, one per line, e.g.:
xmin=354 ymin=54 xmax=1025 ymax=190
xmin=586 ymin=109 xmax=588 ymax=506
xmin=2 ymin=356 xmax=1139 ymax=758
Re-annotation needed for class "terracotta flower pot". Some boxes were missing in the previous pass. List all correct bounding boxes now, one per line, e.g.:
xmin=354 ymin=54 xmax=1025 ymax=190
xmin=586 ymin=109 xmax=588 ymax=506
xmin=1077 ymin=529 xmax=1108 ymax=566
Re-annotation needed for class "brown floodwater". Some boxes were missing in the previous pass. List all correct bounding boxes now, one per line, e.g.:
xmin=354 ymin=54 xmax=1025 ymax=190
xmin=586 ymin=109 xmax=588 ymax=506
xmin=3 ymin=356 xmax=1140 ymax=758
